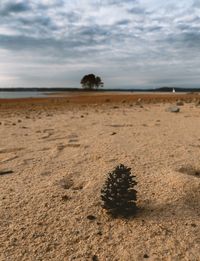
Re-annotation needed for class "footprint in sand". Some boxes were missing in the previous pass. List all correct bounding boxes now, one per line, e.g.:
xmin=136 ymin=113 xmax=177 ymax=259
xmin=56 ymin=177 xmax=84 ymax=191
xmin=39 ymin=147 xmax=51 ymax=152
xmin=57 ymin=144 xmax=67 ymax=151
xmin=73 ymin=184 xmax=84 ymax=191
xmin=66 ymin=144 xmax=81 ymax=148
xmin=0 ymin=147 xmax=24 ymax=154
xmin=0 ymin=155 xmax=18 ymax=163
xmin=22 ymin=158 xmax=35 ymax=165
xmin=41 ymin=134 xmax=81 ymax=159
xmin=40 ymin=171 xmax=52 ymax=176
xmin=67 ymin=133 xmax=78 ymax=139
xmin=43 ymin=128 xmax=54 ymax=132
xmin=57 ymin=177 xmax=74 ymax=189
xmin=106 ymin=124 xmax=133 ymax=128
xmin=0 ymin=169 xmax=14 ymax=176
xmin=66 ymin=133 xmax=80 ymax=147
xmin=68 ymin=139 xmax=79 ymax=143
xmin=177 ymin=165 xmax=200 ymax=178
xmin=57 ymin=142 xmax=80 ymax=152
xmin=0 ymin=148 xmax=24 ymax=163
xmin=40 ymin=129 xmax=55 ymax=139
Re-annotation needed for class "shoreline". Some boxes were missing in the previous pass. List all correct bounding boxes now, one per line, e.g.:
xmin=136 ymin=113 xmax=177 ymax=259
xmin=0 ymin=92 xmax=199 ymax=108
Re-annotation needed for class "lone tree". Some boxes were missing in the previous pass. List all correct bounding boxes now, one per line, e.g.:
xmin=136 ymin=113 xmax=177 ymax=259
xmin=80 ymin=74 xmax=104 ymax=90
xmin=101 ymin=164 xmax=137 ymax=218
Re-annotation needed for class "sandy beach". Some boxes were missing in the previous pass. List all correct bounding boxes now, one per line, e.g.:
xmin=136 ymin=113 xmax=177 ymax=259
xmin=0 ymin=92 xmax=200 ymax=261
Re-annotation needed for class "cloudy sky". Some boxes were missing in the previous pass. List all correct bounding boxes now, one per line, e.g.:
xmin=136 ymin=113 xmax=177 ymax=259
xmin=0 ymin=0 xmax=200 ymax=88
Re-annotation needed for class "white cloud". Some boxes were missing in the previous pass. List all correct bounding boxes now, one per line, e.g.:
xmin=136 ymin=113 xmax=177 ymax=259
xmin=0 ymin=0 xmax=200 ymax=88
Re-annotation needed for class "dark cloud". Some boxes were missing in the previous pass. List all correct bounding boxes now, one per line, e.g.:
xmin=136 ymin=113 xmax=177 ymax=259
xmin=0 ymin=1 xmax=31 ymax=16
xmin=178 ymin=32 xmax=200 ymax=49
xmin=18 ymin=15 xmax=59 ymax=33
xmin=127 ymin=7 xmax=146 ymax=14
xmin=115 ymin=19 xmax=131 ymax=26
xmin=79 ymin=25 xmax=109 ymax=37
xmin=0 ymin=34 xmax=103 ymax=52
xmin=163 ymin=31 xmax=200 ymax=51
xmin=37 ymin=0 xmax=65 ymax=10
xmin=64 ymin=11 xmax=81 ymax=23
xmin=193 ymin=1 xmax=200 ymax=8
xmin=102 ymin=0 xmax=137 ymax=5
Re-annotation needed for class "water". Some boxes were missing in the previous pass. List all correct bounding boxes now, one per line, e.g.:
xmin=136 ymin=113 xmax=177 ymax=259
xmin=0 ymin=91 xmax=53 ymax=99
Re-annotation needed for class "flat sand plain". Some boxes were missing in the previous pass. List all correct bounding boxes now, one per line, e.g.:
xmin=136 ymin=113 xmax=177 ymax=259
xmin=0 ymin=92 xmax=200 ymax=261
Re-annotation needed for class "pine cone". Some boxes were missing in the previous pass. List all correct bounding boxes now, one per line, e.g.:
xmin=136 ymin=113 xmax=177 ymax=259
xmin=101 ymin=164 xmax=137 ymax=217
